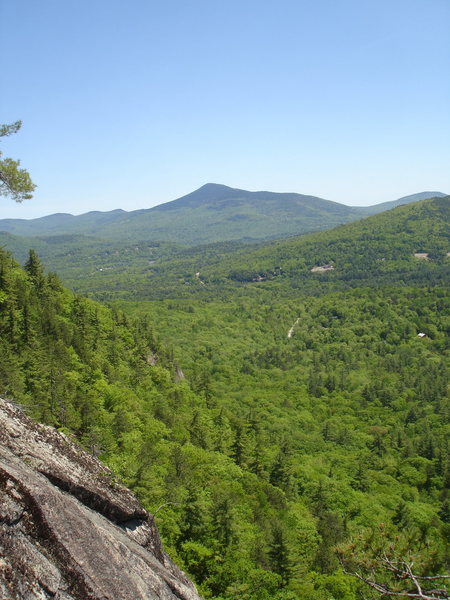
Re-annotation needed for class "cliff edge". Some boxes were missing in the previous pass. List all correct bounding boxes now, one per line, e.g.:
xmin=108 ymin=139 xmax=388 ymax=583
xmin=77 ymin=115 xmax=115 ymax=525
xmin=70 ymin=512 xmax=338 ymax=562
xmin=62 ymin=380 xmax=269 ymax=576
xmin=0 ymin=398 xmax=202 ymax=600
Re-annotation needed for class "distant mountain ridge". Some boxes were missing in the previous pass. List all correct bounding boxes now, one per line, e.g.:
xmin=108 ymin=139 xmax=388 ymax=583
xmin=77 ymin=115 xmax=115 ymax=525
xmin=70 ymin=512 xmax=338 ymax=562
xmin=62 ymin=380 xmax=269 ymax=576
xmin=356 ymin=191 xmax=447 ymax=215
xmin=152 ymin=183 xmax=352 ymax=215
xmin=0 ymin=184 xmax=446 ymax=246
xmin=0 ymin=208 xmax=126 ymax=235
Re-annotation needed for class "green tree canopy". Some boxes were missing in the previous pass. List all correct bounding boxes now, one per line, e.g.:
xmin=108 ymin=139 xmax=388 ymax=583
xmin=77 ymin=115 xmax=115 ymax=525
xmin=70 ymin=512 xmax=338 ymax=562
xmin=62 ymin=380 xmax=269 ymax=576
xmin=0 ymin=121 xmax=36 ymax=202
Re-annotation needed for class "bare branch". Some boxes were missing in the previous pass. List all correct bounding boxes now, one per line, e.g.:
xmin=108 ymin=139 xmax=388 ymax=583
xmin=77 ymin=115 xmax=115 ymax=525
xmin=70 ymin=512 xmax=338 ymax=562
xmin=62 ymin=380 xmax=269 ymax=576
xmin=339 ymin=554 xmax=449 ymax=600
xmin=343 ymin=568 xmax=449 ymax=600
xmin=149 ymin=501 xmax=181 ymax=524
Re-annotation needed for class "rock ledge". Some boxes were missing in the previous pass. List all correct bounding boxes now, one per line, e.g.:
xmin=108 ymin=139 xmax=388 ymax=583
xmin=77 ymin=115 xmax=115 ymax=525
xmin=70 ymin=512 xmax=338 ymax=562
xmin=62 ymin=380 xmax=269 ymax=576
xmin=0 ymin=398 xmax=201 ymax=600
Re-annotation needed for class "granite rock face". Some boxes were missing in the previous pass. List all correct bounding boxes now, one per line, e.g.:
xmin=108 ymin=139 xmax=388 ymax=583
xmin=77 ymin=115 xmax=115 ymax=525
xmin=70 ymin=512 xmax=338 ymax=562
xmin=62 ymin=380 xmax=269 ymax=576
xmin=0 ymin=398 xmax=202 ymax=600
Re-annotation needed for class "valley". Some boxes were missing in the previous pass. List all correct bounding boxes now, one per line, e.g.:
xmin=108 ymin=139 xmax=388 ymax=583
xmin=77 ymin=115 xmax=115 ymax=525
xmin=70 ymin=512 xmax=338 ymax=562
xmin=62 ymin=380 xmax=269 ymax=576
xmin=0 ymin=192 xmax=449 ymax=600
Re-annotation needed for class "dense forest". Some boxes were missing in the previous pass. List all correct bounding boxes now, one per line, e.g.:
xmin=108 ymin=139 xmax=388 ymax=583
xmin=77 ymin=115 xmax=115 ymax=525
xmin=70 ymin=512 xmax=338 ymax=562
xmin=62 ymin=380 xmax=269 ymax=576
xmin=0 ymin=198 xmax=449 ymax=599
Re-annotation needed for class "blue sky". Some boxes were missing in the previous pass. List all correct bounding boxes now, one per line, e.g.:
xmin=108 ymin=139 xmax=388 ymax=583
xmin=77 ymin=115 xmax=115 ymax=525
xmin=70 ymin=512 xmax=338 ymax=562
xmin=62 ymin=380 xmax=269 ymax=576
xmin=1 ymin=0 xmax=449 ymax=218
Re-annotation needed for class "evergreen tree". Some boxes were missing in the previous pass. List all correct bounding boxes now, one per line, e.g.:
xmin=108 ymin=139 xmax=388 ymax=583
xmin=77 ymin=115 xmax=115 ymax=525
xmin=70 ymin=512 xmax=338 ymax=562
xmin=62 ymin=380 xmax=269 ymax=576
xmin=0 ymin=121 xmax=36 ymax=202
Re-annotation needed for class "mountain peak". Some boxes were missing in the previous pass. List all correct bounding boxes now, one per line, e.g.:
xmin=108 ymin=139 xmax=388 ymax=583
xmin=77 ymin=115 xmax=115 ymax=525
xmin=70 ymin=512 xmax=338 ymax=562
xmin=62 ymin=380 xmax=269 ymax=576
xmin=154 ymin=183 xmax=242 ymax=210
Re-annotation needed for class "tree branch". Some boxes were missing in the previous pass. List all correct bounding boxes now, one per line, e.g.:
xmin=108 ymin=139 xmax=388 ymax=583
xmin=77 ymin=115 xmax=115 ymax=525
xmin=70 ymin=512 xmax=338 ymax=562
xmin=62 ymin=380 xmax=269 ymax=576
xmin=343 ymin=568 xmax=449 ymax=600
xmin=339 ymin=554 xmax=449 ymax=600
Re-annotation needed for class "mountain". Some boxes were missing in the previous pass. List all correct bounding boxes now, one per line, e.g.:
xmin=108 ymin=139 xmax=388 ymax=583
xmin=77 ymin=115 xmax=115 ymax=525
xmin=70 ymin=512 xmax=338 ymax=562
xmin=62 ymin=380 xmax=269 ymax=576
xmin=0 ymin=184 xmax=362 ymax=243
xmin=151 ymin=183 xmax=353 ymax=215
xmin=0 ymin=184 xmax=446 ymax=246
xmin=359 ymin=191 xmax=448 ymax=215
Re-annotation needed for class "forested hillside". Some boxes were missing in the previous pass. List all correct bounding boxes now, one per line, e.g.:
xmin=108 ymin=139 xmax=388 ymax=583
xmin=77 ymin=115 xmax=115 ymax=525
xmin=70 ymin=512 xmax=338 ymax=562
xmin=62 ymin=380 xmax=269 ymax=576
xmin=0 ymin=184 xmax=445 ymax=246
xmin=44 ymin=196 xmax=449 ymax=302
xmin=0 ymin=229 xmax=183 ymax=289
xmin=1 ymin=197 xmax=449 ymax=599
xmin=1 ymin=194 xmax=447 ymax=302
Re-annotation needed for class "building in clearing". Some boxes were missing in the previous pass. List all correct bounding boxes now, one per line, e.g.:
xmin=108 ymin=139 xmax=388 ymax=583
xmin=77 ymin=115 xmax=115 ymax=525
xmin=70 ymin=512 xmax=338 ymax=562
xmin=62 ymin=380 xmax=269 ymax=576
xmin=311 ymin=264 xmax=334 ymax=273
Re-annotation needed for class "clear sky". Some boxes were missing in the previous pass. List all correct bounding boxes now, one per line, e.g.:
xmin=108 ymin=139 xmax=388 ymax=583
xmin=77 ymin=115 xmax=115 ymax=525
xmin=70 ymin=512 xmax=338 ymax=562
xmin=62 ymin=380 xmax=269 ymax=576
xmin=1 ymin=0 xmax=449 ymax=219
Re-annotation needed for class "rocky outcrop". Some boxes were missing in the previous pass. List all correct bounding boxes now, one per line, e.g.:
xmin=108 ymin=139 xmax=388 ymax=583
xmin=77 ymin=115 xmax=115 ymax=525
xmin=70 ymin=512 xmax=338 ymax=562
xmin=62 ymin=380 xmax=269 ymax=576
xmin=0 ymin=398 xmax=202 ymax=600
